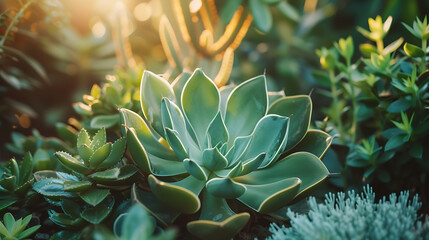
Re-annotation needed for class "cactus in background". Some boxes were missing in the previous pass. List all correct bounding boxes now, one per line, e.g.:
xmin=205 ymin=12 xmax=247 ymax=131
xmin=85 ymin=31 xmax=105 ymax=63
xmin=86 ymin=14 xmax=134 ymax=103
xmin=159 ymin=0 xmax=252 ymax=85
xmin=121 ymin=69 xmax=331 ymax=239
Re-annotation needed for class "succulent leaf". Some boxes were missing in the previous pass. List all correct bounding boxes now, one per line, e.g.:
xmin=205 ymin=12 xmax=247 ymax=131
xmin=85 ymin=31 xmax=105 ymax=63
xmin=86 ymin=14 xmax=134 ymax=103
xmin=89 ymin=128 xmax=107 ymax=151
xmin=240 ymin=114 xmax=289 ymax=168
xmin=225 ymin=75 xmax=268 ymax=142
xmin=140 ymin=71 xmax=176 ymax=136
xmin=238 ymin=177 xmax=301 ymax=213
xmin=120 ymin=108 xmax=177 ymax=159
xmin=268 ymin=96 xmax=312 ymax=151
xmin=182 ymin=69 xmax=220 ymax=147
xmin=206 ymin=178 xmax=246 ymax=199
xmin=96 ymin=138 xmax=126 ymax=170
xmin=183 ymin=159 xmax=209 ymax=181
xmin=289 ymin=130 xmax=333 ymax=158
xmin=89 ymin=143 xmax=112 ymax=169
xmin=234 ymin=152 xmax=329 ymax=197
xmin=148 ymin=175 xmax=204 ymax=214
xmin=54 ymin=152 xmax=91 ymax=175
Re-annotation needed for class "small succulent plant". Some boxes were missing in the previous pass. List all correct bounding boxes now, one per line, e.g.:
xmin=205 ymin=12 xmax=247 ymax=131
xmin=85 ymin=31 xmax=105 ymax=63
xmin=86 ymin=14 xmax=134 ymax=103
xmin=0 ymin=213 xmax=40 ymax=240
xmin=121 ymin=69 xmax=331 ymax=239
xmin=73 ymin=68 xmax=143 ymax=131
xmin=0 ymin=153 xmax=34 ymax=211
xmin=33 ymin=128 xmax=138 ymax=207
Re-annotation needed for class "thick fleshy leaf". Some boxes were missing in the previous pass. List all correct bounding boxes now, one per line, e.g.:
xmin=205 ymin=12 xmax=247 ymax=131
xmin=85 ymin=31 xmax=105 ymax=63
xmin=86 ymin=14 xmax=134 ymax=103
xmin=206 ymin=178 xmax=246 ymax=199
xmin=78 ymin=145 xmax=93 ymax=165
xmin=90 ymin=128 xmax=106 ymax=151
xmin=183 ymin=159 xmax=209 ymax=181
xmin=240 ymin=114 xmax=289 ymax=168
xmin=238 ymin=177 xmax=301 ymax=213
xmin=289 ymin=130 xmax=333 ymax=158
xmin=77 ymin=129 xmax=91 ymax=148
xmin=19 ymin=152 xmax=33 ymax=184
xmin=131 ymin=184 xmax=180 ymax=226
xmin=215 ymin=162 xmax=243 ymax=178
xmin=181 ymin=69 xmax=220 ymax=147
xmin=80 ymin=188 xmax=110 ymax=206
xmin=81 ymin=196 xmax=114 ymax=224
xmin=96 ymin=138 xmax=126 ymax=170
xmin=268 ymin=95 xmax=312 ymax=151
xmin=140 ymin=71 xmax=176 ymax=136
xmin=88 ymin=168 xmax=120 ymax=181
xmin=165 ymin=128 xmax=188 ymax=160
xmin=206 ymin=112 xmax=229 ymax=148
xmin=125 ymin=128 xmax=186 ymax=176
xmin=202 ymin=147 xmax=228 ymax=171
xmin=33 ymin=179 xmax=77 ymax=199
xmin=404 ymin=42 xmax=425 ymax=57
xmin=240 ymin=153 xmax=266 ymax=176
xmin=63 ymin=181 xmax=92 ymax=192
xmin=172 ymin=72 xmax=192 ymax=106
xmin=188 ymin=192 xmax=249 ymax=240
xmin=125 ymin=127 xmax=150 ymax=174
xmin=120 ymin=108 xmax=177 ymax=159
xmin=161 ymin=98 xmax=200 ymax=155
xmin=225 ymin=136 xmax=252 ymax=166
xmin=225 ymin=75 xmax=268 ymax=142
xmin=249 ymin=0 xmax=272 ymax=33
xmin=148 ymin=175 xmax=204 ymax=214
xmin=54 ymin=152 xmax=91 ymax=175
xmin=89 ymin=143 xmax=112 ymax=169
xmin=90 ymin=114 xmax=120 ymax=129
xmin=234 ymin=152 xmax=328 ymax=197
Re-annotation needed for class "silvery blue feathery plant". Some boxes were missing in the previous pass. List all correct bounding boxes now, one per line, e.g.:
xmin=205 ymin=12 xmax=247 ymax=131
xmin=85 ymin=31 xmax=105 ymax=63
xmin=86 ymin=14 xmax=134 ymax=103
xmin=266 ymin=185 xmax=429 ymax=240
xmin=120 ymin=68 xmax=332 ymax=239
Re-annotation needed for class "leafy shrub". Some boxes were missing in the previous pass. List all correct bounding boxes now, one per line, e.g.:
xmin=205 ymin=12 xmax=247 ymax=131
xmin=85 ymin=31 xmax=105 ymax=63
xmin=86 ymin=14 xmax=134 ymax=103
xmin=314 ymin=15 xmax=429 ymax=190
xmin=266 ymin=185 xmax=429 ymax=240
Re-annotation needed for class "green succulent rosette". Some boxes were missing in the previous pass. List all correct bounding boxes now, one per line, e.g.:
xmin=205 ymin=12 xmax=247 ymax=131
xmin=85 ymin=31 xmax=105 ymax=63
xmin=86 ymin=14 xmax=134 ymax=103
xmin=120 ymin=69 xmax=331 ymax=239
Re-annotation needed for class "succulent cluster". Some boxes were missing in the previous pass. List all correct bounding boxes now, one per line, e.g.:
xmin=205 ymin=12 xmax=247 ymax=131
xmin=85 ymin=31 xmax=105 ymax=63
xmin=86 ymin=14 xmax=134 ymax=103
xmin=121 ymin=69 xmax=331 ymax=239
xmin=31 ymin=128 xmax=138 ymax=237
xmin=0 ymin=153 xmax=34 ymax=211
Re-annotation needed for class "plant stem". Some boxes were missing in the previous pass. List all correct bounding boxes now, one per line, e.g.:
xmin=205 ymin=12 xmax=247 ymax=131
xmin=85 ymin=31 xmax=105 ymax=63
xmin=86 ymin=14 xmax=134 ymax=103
xmin=422 ymin=39 xmax=427 ymax=71
xmin=376 ymin=39 xmax=384 ymax=54
xmin=0 ymin=0 xmax=33 ymax=47
xmin=346 ymin=59 xmax=358 ymax=144
xmin=329 ymin=69 xmax=345 ymax=143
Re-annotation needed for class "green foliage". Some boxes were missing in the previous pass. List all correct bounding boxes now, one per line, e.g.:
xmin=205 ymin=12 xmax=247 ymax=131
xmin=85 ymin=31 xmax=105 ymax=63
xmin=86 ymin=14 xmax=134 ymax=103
xmin=33 ymin=128 xmax=136 ymax=203
xmin=0 ymin=153 xmax=34 ymax=211
xmin=113 ymin=204 xmax=176 ymax=240
xmin=73 ymin=68 xmax=143 ymax=132
xmin=314 ymin=15 xmax=429 ymax=189
xmin=0 ymin=213 xmax=40 ymax=240
xmin=265 ymin=186 xmax=429 ymax=240
xmin=121 ymin=69 xmax=331 ymax=239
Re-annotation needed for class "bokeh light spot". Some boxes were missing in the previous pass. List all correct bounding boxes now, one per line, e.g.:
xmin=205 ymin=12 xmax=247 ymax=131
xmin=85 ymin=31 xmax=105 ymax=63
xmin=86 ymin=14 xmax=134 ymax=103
xmin=134 ymin=3 xmax=152 ymax=22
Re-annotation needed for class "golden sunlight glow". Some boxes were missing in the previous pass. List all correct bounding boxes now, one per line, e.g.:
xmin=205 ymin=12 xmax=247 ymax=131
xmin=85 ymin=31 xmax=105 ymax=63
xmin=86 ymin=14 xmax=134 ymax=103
xmin=134 ymin=2 xmax=152 ymax=22
xmin=89 ymin=17 xmax=106 ymax=37
xmin=189 ymin=0 xmax=202 ymax=13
